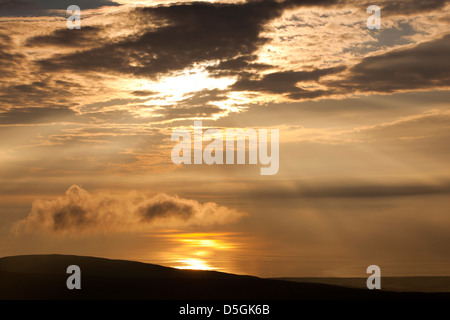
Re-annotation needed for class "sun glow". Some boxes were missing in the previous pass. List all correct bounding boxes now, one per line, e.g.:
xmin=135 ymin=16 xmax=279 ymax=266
xmin=143 ymin=67 xmax=235 ymax=100
xmin=149 ymin=231 xmax=245 ymax=272
xmin=175 ymin=258 xmax=215 ymax=270
xmin=174 ymin=233 xmax=237 ymax=250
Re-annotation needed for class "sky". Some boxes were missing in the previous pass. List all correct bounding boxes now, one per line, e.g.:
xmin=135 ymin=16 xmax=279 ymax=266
xmin=0 ymin=0 xmax=449 ymax=277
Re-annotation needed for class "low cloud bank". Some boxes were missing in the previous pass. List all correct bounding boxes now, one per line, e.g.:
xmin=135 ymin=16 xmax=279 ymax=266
xmin=12 ymin=185 xmax=246 ymax=236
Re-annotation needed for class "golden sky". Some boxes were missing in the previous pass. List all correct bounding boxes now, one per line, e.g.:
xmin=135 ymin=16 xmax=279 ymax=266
xmin=0 ymin=0 xmax=449 ymax=277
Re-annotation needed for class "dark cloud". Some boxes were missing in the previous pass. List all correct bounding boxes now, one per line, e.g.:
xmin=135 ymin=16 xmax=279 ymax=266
xmin=138 ymin=200 xmax=194 ymax=221
xmin=295 ymin=0 xmax=340 ymax=4
xmin=231 ymin=66 xmax=345 ymax=98
xmin=154 ymin=105 xmax=225 ymax=122
xmin=0 ymin=79 xmax=82 ymax=108
xmin=209 ymin=90 xmax=450 ymax=129
xmin=0 ymin=50 xmax=25 ymax=79
xmin=38 ymin=1 xmax=283 ymax=76
xmin=379 ymin=0 xmax=450 ymax=16
xmin=0 ymin=0 xmax=119 ymax=17
xmin=26 ymin=26 xmax=104 ymax=48
xmin=80 ymin=97 xmax=148 ymax=112
xmin=248 ymin=180 xmax=450 ymax=199
xmin=0 ymin=106 xmax=76 ymax=124
xmin=207 ymin=55 xmax=273 ymax=76
xmin=0 ymin=32 xmax=26 ymax=79
xmin=164 ymin=89 xmax=229 ymax=121
xmin=81 ymin=109 xmax=148 ymax=124
xmin=342 ymin=0 xmax=449 ymax=17
xmin=53 ymin=204 xmax=91 ymax=231
xmin=131 ymin=90 xmax=158 ymax=97
xmin=181 ymin=89 xmax=229 ymax=105
xmin=332 ymin=34 xmax=450 ymax=93
xmin=37 ymin=0 xmax=341 ymax=77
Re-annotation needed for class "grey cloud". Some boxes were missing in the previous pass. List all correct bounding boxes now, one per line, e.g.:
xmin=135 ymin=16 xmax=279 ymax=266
xmin=354 ymin=112 xmax=450 ymax=142
xmin=248 ymin=180 xmax=450 ymax=199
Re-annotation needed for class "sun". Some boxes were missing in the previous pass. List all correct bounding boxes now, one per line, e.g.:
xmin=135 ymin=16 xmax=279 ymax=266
xmin=174 ymin=258 xmax=215 ymax=271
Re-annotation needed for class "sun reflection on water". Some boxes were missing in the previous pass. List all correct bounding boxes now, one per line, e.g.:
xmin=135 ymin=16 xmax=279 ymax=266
xmin=147 ymin=231 xmax=248 ymax=272
xmin=174 ymin=258 xmax=215 ymax=270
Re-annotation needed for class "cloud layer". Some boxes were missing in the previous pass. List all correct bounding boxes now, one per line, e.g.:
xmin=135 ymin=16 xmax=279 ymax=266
xmin=12 ymin=185 xmax=246 ymax=236
xmin=332 ymin=34 xmax=450 ymax=93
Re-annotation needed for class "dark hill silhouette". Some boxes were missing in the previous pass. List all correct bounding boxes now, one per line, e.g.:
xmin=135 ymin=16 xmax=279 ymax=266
xmin=1 ymin=254 xmax=449 ymax=300
xmin=273 ymin=277 xmax=450 ymax=293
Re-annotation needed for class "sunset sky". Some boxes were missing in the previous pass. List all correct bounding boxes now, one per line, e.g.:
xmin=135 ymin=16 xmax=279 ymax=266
xmin=0 ymin=0 xmax=449 ymax=277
